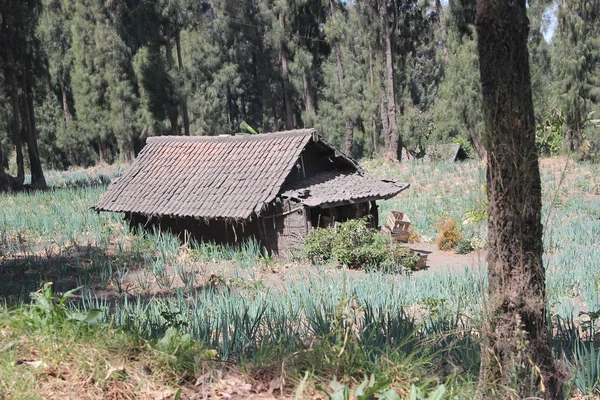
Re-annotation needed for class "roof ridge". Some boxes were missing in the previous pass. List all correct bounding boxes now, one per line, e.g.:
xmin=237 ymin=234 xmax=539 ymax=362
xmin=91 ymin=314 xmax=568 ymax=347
xmin=147 ymin=129 xmax=316 ymax=144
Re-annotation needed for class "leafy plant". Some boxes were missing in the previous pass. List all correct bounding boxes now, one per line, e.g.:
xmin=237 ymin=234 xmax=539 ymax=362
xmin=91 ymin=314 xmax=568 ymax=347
xmin=28 ymin=282 xmax=103 ymax=327
xmin=318 ymin=375 xmax=392 ymax=400
xmin=304 ymin=227 xmax=335 ymax=263
xmin=454 ymin=237 xmax=473 ymax=254
xmin=565 ymin=341 xmax=600 ymax=396
xmin=409 ymin=384 xmax=446 ymax=400
xmin=536 ymin=110 xmax=564 ymax=156
xmin=304 ymin=219 xmax=421 ymax=271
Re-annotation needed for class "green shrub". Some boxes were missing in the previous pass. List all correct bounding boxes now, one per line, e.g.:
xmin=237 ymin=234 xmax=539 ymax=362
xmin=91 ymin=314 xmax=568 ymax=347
xmin=331 ymin=219 xmax=387 ymax=268
xmin=303 ymin=219 xmax=421 ymax=271
xmin=304 ymin=227 xmax=335 ymax=263
xmin=535 ymin=110 xmax=564 ymax=156
xmin=389 ymin=246 xmax=421 ymax=271
xmin=454 ymin=237 xmax=474 ymax=254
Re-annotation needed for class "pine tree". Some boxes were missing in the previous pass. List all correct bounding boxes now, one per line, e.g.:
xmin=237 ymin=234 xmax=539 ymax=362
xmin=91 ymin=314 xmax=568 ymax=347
xmin=37 ymin=0 xmax=74 ymax=123
xmin=432 ymin=0 xmax=484 ymax=157
xmin=528 ymin=0 xmax=554 ymax=123
xmin=554 ymin=0 xmax=600 ymax=151
xmin=0 ymin=0 xmax=47 ymax=189
xmin=71 ymin=0 xmax=112 ymax=162
xmin=324 ymin=0 xmax=354 ymax=155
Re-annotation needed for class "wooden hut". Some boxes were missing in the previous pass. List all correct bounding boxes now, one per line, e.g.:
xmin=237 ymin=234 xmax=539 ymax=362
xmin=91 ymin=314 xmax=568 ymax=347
xmin=93 ymin=129 xmax=409 ymax=254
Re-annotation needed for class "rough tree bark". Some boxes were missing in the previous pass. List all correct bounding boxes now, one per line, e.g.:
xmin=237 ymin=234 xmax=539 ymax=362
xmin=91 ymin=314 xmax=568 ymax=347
xmin=379 ymin=79 xmax=389 ymax=150
xmin=435 ymin=0 xmax=450 ymax=66
xmin=476 ymin=0 xmax=564 ymax=398
xmin=279 ymin=13 xmax=294 ymax=130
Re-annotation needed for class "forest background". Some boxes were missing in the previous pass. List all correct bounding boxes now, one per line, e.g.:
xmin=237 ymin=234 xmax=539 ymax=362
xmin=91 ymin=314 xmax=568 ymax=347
xmin=0 ymin=0 xmax=599 ymax=189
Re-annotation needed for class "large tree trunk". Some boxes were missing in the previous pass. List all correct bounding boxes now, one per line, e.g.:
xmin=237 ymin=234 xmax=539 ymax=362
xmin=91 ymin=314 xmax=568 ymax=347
xmin=23 ymin=67 xmax=46 ymax=189
xmin=279 ymin=13 xmax=294 ymax=130
xmin=7 ymin=46 xmax=25 ymax=184
xmin=476 ymin=1 xmax=563 ymax=398
xmin=175 ymin=31 xmax=190 ymax=136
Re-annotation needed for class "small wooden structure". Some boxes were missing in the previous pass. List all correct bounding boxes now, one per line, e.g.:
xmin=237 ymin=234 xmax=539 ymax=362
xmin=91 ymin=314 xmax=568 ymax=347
xmin=381 ymin=211 xmax=411 ymax=243
xmin=382 ymin=210 xmax=428 ymax=270
xmin=93 ymin=129 xmax=410 ymax=254
xmin=423 ymin=143 xmax=469 ymax=162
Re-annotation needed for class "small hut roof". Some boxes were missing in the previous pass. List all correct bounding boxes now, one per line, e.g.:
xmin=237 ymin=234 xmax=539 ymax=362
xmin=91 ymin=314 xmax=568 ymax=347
xmin=280 ymin=171 xmax=408 ymax=208
xmin=93 ymin=129 xmax=407 ymax=219
xmin=423 ymin=143 xmax=469 ymax=162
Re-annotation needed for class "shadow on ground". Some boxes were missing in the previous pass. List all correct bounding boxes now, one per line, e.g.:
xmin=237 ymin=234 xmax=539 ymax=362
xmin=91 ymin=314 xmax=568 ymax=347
xmin=0 ymin=244 xmax=142 ymax=304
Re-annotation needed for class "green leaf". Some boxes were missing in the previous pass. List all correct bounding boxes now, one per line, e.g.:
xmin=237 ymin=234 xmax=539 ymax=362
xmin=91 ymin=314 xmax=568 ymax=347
xmin=68 ymin=309 xmax=104 ymax=326
xmin=357 ymin=378 xmax=391 ymax=400
xmin=173 ymin=388 xmax=182 ymax=400
xmin=59 ymin=286 xmax=82 ymax=306
xmin=380 ymin=389 xmax=402 ymax=400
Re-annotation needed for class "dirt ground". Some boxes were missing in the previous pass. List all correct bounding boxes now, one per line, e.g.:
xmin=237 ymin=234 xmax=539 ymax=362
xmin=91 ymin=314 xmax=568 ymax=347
xmin=117 ymin=241 xmax=487 ymax=299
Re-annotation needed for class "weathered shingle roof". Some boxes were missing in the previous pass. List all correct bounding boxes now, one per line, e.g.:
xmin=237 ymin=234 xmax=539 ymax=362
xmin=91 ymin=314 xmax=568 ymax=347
xmin=423 ymin=143 xmax=469 ymax=162
xmin=94 ymin=130 xmax=316 ymax=219
xmin=280 ymin=171 xmax=408 ymax=207
xmin=94 ymin=129 xmax=407 ymax=219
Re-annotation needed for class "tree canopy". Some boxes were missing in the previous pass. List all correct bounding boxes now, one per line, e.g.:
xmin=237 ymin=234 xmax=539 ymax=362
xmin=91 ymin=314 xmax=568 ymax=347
xmin=0 ymin=0 xmax=598 ymax=186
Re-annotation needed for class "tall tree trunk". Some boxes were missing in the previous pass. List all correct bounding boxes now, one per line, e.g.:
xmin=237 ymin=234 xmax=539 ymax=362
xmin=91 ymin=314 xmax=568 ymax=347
xmin=335 ymin=41 xmax=354 ymax=156
xmin=476 ymin=0 xmax=563 ymax=398
xmin=383 ymin=18 xmax=398 ymax=161
xmin=98 ymin=142 xmax=105 ymax=163
xmin=302 ymin=71 xmax=315 ymax=117
xmin=369 ymin=45 xmax=378 ymax=154
xmin=175 ymin=30 xmax=190 ymax=136
xmin=7 ymin=46 xmax=25 ymax=184
xmin=565 ymin=120 xmax=574 ymax=151
xmin=379 ymin=78 xmax=389 ymax=151
xmin=279 ymin=12 xmax=294 ymax=130
xmin=329 ymin=0 xmax=354 ymax=156
xmin=435 ymin=0 xmax=450 ymax=66
xmin=59 ymin=75 xmax=71 ymax=122
xmin=163 ymin=24 xmax=179 ymax=135
xmin=23 ymin=67 xmax=46 ymax=188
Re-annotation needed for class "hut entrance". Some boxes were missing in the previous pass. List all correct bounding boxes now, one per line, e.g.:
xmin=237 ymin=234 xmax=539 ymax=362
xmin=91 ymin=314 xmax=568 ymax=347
xmin=308 ymin=201 xmax=378 ymax=229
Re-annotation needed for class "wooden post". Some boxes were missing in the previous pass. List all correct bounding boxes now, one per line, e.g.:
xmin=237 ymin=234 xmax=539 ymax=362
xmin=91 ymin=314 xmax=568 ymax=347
xmin=370 ymin=201 xmax=379 ymax=228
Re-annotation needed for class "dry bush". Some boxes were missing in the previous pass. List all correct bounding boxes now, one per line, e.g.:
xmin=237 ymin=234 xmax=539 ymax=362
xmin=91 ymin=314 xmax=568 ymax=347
xmin=435 ymin=217 xmax=464 ymax=251
xmin=407 ymin=226 xmax=421 ymax=243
